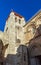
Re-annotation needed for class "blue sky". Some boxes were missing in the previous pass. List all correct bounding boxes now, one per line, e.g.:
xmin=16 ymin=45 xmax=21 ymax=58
xmin=0 ymin=0 xmax=41 ymax=31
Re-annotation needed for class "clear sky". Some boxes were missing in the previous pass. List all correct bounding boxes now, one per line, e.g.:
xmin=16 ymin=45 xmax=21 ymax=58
xmin=0 ymin=0 xmax=41 ymax=31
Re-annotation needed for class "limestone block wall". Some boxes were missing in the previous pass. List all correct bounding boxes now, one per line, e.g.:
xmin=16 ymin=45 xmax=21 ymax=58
xmin=23 ymin=11 xmax=41 ymax=46
xmin=3 ymin=11 xmax=26 ymax=65
xmin=4 ymin=12 xmax=26 ymax=54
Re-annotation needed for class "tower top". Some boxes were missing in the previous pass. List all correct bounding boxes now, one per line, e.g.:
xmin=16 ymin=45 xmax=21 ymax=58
xmin=6 ymin=10 xmax=24 ymax=22
xmin=10 ymin=10 xmax=23 ymax=18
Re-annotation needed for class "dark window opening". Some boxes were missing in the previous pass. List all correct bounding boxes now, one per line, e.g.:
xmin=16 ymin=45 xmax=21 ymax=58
xmin=15 ymin=17 xmax=17 ymax=22
xmin=19 ymin=19 xmax=21 ymax=24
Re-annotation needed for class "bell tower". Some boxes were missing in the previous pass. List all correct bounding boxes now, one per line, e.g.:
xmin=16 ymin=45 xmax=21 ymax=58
xmin=4 ymin=11 xmax=25 ymax=54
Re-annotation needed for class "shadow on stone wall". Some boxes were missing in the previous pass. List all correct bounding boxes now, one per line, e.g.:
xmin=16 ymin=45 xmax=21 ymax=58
xmin=28 ymin=24 xmax=41 ymax=57
xmin=0 ymin=39 xmax=8 ymax=65
xmin=5 ymin=45 xmax=29 ymax=65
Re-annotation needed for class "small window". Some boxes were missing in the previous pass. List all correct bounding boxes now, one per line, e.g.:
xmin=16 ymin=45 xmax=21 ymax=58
xmin=15 ymin=17 xmax=17 ymax=22
xmin=19 ymin=19 xmax=21 ymax=24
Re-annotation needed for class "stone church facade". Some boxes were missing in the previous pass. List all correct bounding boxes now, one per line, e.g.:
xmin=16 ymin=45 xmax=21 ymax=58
xmin=0 ymin=10 xmax=41 ymax=65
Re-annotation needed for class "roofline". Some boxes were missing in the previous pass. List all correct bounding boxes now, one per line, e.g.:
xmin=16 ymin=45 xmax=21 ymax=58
xmin=14 ymin=11 xmax=24 ymax=18
xmin=23 ymin=9 xmax=41 ymax=27
xmin=11 ymin=9 xmax=24 ymax=18
xmin=6 ymin=10 xmax=25 ymax=22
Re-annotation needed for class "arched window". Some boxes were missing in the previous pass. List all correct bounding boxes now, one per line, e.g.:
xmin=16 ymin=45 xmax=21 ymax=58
xmin=15 ymin=17 xmax=17 ymax=22
xmin=19 ymin=19 xmax=21 ymax=24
